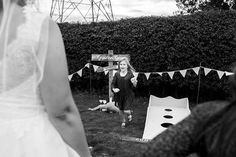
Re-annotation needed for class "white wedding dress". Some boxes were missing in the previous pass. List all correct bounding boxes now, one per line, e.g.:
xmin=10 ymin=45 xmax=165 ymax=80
xmin=0 ymin=5 xmax=80 ymax=157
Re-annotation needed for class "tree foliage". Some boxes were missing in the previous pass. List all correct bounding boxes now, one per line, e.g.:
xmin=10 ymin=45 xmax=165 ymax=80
xmin=176 ymin=0 xmax=236 ymax=14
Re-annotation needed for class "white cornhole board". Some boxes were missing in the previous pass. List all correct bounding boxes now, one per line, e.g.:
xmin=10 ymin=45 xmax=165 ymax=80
xmin=142 ymin=95 xmax=191 ymax=140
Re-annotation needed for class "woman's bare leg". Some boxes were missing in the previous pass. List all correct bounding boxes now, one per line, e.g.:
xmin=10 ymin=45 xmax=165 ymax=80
xmin=124 ymin=110 xmax=133 ymax=122
xmin=119 ymin=110 xmax=126 ymax=128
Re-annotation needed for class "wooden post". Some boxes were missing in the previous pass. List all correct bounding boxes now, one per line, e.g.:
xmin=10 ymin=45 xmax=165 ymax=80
xmin=196 ymin=62 xmax=202 ymax=105
xmin=89 ymin=61 xmax=92 ymax=94
xmin=108 ymin=50 xmax=114 ymax=99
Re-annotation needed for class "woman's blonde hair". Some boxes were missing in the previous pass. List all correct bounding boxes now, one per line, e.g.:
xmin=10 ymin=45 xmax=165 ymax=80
xmin=118 ymin=57 xmax=135 ymax=73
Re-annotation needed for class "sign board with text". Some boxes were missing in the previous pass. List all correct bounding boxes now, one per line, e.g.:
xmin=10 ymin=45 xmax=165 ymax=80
xmin=91 ymin=54 xmax=130 ymax=62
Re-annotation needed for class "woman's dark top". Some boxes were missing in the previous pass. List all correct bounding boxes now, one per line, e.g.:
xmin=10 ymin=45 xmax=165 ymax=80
xmin=111 ymin=71 xmax=135 ymax=110
xmin=139 ymin=101 xmax=230 ymax=157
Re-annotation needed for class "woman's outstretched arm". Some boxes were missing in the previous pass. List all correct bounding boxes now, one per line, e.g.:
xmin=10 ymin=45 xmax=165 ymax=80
xmin=88 ymin=105 xmax=105 ymax=111
xmin=40 ymin=18 xmax=91 ymax=157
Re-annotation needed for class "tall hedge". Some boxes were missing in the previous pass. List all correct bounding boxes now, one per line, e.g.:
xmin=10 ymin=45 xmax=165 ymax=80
xmin=59 ymin=10 xmax=236 ymax=103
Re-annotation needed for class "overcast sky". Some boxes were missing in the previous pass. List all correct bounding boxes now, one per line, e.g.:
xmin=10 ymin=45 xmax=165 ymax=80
xmin=40 ymin=0 xmax=178 ymax=22
xmin=112 ymin=0 xmax=178 ymax=18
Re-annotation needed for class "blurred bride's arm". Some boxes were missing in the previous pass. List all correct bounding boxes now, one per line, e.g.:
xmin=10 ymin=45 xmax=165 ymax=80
xmin=39 ymin=19 xmax=91 ymax=157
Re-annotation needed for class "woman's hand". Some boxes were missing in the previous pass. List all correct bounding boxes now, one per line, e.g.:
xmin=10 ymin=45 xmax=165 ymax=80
xmin=131 ymin=77 xmax=138 ymax=86
xmin=112 ymin=88 xmax=120 ymax=93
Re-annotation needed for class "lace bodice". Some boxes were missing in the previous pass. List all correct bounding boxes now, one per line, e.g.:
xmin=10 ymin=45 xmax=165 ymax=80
xmin=0 ymin=6 xmax=49 ymax=119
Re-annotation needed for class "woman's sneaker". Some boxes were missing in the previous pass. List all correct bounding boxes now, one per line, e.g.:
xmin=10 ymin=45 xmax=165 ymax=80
xmin=128 ymin=110 xmax=133 ymax=122
xmin=121 ymin=122 xmax=126 ymax=128
xmin=128 ymin=115 xmax=132 ymax=122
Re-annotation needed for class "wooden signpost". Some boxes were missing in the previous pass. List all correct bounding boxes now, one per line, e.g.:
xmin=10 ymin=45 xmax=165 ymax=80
xmin=91 ymin=50 xmax=130 ymax=100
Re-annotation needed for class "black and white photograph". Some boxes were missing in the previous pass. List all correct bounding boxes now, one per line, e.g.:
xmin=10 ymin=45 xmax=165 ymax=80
xmin=0 ymin=0 xmax=236 ymax=157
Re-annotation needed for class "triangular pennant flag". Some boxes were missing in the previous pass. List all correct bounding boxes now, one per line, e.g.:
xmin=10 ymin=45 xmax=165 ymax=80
xmin=133 ymin=72 xmax=139 ymax=79
xmin=179 ymin=70 xmax=187 ymax=77
xmin=77 ymin=69 xmax=83 ymax=77
xmin=84 ymin=63 xmax=90 ymax=68
xmin=104 ymin=70 xmax=109 ymax=75
xmin=225 ymin=71 xmax=234 ymax=76
xmin=68 ymin=74 xmax=73 ymax=81
xmin=113 ymin=70 xmax=117 ymax=76
xmin=203 ymin=67 xmax=211 ymax=76
xmin=217 ymin=70 xmax=224 ymax=79
xmin=93 ymin=65 xmax=99 ymax=72
xmin=192 ymin=67 xmax=200 ymax=75
xmin=167 ymin=71 xmax=175 ymax=79
xmin=144 ymin=73 xmax=151 ymax=80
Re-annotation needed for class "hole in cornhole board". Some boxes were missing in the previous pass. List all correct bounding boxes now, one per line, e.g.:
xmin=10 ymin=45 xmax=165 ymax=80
xmin=164 ymin=109 xmax=172 ymax=111
xmin=161 ymin=123 xmax=173 ymax=128
xmin=163 ymin=115 xmax=173 ymax=119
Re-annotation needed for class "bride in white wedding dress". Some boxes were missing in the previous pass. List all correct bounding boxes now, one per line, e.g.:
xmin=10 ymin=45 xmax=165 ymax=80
xmin=0 ymin=0 xmax=91 ymax=156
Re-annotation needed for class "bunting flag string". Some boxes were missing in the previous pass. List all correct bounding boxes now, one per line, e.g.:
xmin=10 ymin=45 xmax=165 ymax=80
xmin=68 ymin=74 xmax=73 ymax=81
xmin=77 ymin=69 xmax=83 ymax=77
xmin=133 ymin=72 xmax=139 ymax=79
xmin=168 ymin=71 xmax=175 ymax=79
xmin=104 ymin=70 xmax=109 ymax=75
xmin=225 ymin=71 xmax=234 ymax=76
xmin=192 ymin=67 xmax=200 ymax=75
xmin=93 ymin=65 xmax=99 ymax=72
xmin=217 ymin=70 xmax=225 ymax=79
xmin=204 ymin=67 xmax=211 ymax=76
xmin=68 ymin=63 xmax=91 ymax=80
xmin=84 ymin=63 xmax=90 ymax=68
xmin=68 ymin=63 xmax=234 ymax=81
xmin=180 ymin=70 xmax=187 ymax=78
xmin=144 ymin=73 xmax=151 ymax=80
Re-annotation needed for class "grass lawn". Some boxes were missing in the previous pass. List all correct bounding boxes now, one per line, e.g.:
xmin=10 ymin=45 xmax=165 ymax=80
xmin=73 ymin=91 xmax=196 ymax=157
